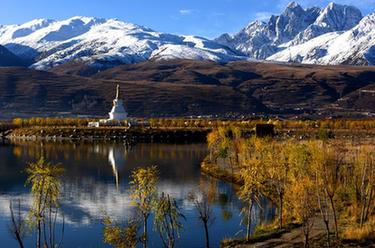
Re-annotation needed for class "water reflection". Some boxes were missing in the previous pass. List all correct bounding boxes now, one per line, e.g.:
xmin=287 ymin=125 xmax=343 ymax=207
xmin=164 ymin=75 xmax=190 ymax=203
xmin=108 ymin=145 xmax=129 ymax=190
xmin=0 ymin=141 xmax=274 ymax=248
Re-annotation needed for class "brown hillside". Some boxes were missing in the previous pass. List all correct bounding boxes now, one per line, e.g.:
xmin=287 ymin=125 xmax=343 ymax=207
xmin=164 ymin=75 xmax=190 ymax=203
xmin=1 ymin=60 xmax=375 ymax=118
xmin=0 ymin=66 xmax=267 ymax=118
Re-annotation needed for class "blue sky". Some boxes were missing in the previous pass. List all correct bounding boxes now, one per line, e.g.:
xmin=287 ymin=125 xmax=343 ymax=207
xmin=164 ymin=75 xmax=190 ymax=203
xmin=1 ymin=0 xmax=374 ymax=38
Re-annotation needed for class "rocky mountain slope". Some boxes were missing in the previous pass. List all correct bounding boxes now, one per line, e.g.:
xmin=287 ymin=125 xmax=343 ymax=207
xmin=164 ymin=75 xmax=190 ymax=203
xmin=268 ymin=13 xmax=375 ymax=65
xmin=216 ymin=2 xmax=323 ymax=59
xmin=1 ymin=60 xmax=374 ymax=118
xmin=216 ymin=2 xmax=375 ymax=65
xmin=0 ymin=45 xmax=28 ymax=66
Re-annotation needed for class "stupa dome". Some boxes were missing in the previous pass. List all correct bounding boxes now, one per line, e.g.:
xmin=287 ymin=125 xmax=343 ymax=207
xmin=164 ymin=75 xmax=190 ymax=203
xmin=109 ymin=85 xmax=128 ymax=120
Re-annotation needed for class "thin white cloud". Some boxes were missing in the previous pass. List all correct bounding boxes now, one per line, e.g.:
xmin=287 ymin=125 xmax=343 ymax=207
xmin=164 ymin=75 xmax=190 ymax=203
xmin=179 ymin=9 xmax=194 ymax=16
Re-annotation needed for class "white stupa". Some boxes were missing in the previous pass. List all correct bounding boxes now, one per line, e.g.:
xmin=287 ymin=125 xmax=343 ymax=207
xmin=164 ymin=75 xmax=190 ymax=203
xmin=109 ymin=84 xmax=128 ymax=120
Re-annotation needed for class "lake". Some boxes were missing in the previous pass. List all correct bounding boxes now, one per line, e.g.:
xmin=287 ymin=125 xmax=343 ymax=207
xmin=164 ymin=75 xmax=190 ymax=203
xmin=0 ymin=140 xmax=274 ymax=248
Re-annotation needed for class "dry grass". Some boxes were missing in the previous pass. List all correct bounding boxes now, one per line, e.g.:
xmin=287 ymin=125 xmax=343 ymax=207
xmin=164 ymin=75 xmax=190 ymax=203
xmin=343 ymin=217 xmax=375 ymax=241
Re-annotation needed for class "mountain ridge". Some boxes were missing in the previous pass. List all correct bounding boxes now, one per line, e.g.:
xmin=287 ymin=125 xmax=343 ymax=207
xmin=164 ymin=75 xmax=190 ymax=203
xmin=0 ymin=16 xmax=245 ymax=70
xmin=0 ymin=2 xmax=374 ymax=69
xmin=0 ymin=45 xmax=28 ymax=66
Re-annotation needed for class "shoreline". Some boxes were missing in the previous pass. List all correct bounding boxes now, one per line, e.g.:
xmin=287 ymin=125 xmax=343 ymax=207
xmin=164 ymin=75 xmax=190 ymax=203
xmin=3 ymin=126 xmax=210 ymax=143
xmin=201 ymin=160 xmax=243 ymax=185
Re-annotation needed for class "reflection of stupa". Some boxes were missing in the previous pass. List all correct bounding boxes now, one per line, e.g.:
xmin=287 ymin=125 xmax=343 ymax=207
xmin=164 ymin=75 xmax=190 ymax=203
xmin=109 ymin=84 xmax=128 ymax=121
xmin=108 ymin=146 xmax=128 ymax=190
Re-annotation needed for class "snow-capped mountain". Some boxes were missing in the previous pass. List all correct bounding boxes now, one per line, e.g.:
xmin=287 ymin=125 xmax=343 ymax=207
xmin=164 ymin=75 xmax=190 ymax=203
xmin=215 ymin=2 xmax=322 ymax=59
xmin=0 ymin=17 xmax=244 ymax=70
xmin=268 ymin=13 xmax=375 ymax=65
xmin=216 ymin=1 xmax=375 ymax=65
xmin=288 ymin=2 xmax=362 ymax=46
xmin=0 ymin=2 xmax=374 ymax=68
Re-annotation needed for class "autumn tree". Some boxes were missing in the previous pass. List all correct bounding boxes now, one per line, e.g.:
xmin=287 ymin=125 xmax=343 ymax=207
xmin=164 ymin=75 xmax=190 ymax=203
xmin=26 ymin=156 xmax=65 ymax=248
xmin=103 ymin=217 xmax=138 ymax=248
xmin=153 ymin=193 xmax=185 ymax=248
xmin=238 ymin=165 xmax=263 ymax=241
xmin=313 ymin=144 xmax=345 ymax=239
xmin=129 ymin=166 xmax=158 ymax=248
xmin=234 ymin=136 xmax=269 ymax=240
xmin=352 ymin=146 xmax=375 ymax=227
xmin=287 ymin=177 xmax=317 ymax=248
xmin=264 ymin=141 xmax=290 ymax=230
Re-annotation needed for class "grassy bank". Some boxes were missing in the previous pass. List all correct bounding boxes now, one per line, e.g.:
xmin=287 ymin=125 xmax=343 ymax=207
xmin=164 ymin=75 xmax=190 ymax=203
xmin=201 ymin=161 xmax=243 ymax=185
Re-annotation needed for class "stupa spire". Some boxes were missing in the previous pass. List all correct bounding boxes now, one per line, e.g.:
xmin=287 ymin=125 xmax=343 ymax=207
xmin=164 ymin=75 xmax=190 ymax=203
xmin=116 ymin=84 xmax=120 ymax=99
xmin=108 ymin=84 xmax=128 ymax=120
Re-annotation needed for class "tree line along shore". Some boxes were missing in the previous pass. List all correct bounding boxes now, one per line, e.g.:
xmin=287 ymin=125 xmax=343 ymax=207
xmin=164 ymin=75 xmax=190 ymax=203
xmin=203 ymin=126 xmax=374 ymax=247
xmin=1 ymin=117 xmax=375 ymax=141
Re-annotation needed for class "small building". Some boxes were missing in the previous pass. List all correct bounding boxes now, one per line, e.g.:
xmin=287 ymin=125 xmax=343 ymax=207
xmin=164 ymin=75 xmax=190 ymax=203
xmin=89 ymin=85 xmax=130 ymax=127
xmin=109 ymin=84 xmax=128 ymax=121
xmin=255 ymin=124 xmax=275 ymax=137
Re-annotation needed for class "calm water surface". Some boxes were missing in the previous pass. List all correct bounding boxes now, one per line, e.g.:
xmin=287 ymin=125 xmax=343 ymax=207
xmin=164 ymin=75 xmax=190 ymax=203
xmin=0 ymin=140 xmax=274 ymax=248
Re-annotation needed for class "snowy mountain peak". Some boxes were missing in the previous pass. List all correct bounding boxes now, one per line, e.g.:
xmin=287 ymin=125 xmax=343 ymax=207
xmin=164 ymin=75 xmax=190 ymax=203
xmin=0 ymin=2 xmax=374 ymax=68
xmin=286 ymin=1 xmax=300 ymax=8
xmin=315 ymin=2 xmax=362 ymax=30
xmin=66 ymin=16 xmax=104 ymax=24
xmin=287 ymin=2 xmax=363 ymax=46
xmin=215 ymin=1 xmax=370 ymax=64
xmin=283 ymin=1 xmax=304 ymax=14
xmin=0 ymin=16 xmax=245 ymax=70
xmin=21 ymin=18 xmax=55 ymax=28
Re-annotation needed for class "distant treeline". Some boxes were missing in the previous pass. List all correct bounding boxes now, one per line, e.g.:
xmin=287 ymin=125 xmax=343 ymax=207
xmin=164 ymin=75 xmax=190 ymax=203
xmin=3 ymin=117 xmax=375 ymax=131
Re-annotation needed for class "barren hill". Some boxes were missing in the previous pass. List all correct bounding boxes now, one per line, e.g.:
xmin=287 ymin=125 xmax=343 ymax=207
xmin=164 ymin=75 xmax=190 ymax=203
xmin=1 ymin=60 xmax=375 ymax=118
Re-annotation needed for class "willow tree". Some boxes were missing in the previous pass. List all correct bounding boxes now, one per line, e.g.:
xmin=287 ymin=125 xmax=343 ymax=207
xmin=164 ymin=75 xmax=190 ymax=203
xmin=287 ymin=177 xmax=317 ymax=248
xmin=239 ymin=166 xmax=263 ymax=241
xmin=153 ymin=193 xmax=185 ymax=248
xmin=129 ymin=166 xmax=158 ymax=248
xmin=310 ymin=143 xmax=345 ymax=239
xmin=352 ymin=146 xmax=375 ymax=227
xmin=188 ymin=191 xmax=214 ymax=248
xmin=207 ymin=126 xmax=243 ymax=176
xmin=238 ymin=137 xmax=267 ymax=241
xmin=103 ymin=217 xmax=138 ymax=248
xmin=26 ymin=156 xmax=64 ymax=248
xmin=308 ymin=140 xmax=332 ymax=246
xmin=264 ymin=141 xmax=290 ymax=230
